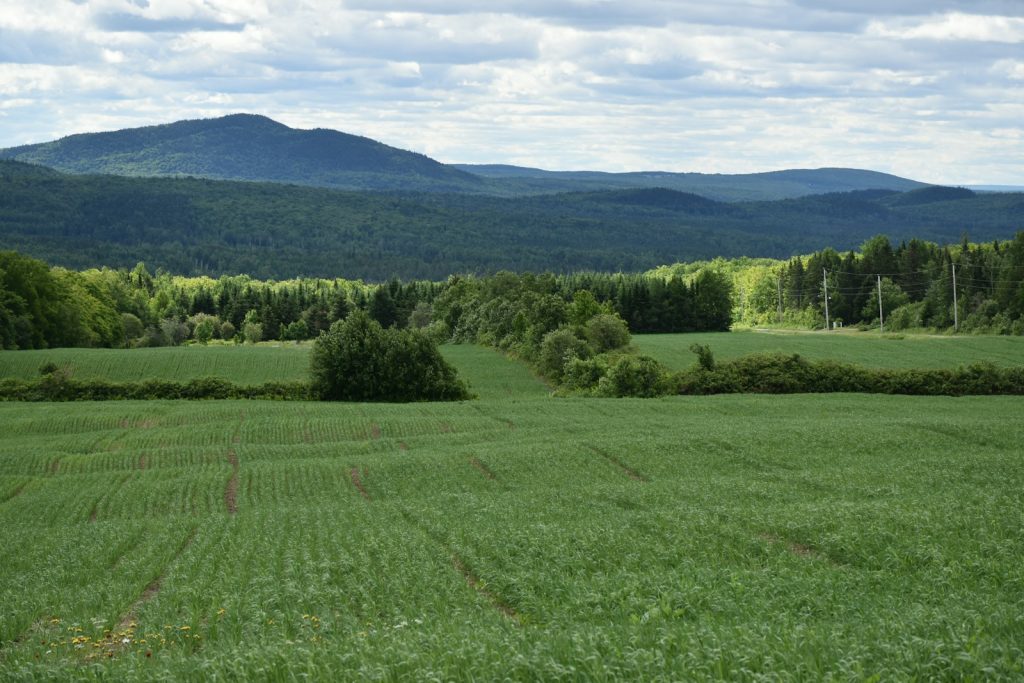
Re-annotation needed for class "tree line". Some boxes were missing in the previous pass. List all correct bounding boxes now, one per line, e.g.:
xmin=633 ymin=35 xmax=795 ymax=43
xmin=655 ymin=232 xmax=1024 ymax=334
xmin=0 ymin=251 xmax=732 ymax=351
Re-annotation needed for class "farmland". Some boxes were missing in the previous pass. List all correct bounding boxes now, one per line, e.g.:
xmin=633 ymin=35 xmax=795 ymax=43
xmin=2 ymin=340 xmax=1024 ymax=680
xmin=636 ymin=330 xmax=1024 ymax=370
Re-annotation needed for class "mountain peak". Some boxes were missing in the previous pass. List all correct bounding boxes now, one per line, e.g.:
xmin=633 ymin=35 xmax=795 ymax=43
xmin=0 ymin=114 xmax=477 ymax=191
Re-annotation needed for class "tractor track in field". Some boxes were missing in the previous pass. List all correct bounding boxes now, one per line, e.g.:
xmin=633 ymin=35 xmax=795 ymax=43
xmin=469 ymin=457 xmax=498 ymax=481
xmin=89 ymin=473 xmax=132 ymax=523
xmin=399 ymin=510 xmax=521 ymax=624
xmin=368 ymin=423 xmax=382 ymax=440
xmin=760 ymin=533 xmax=844 ymax=566
xmin=224 ymin=449 xmax=239 ymax=514
xmin=350 ymin=467 xmax=370 ymax=501
xmin=451 ymin=555 xmax=520 ymax=621
xmin=0 ymin=482 xmax=28 ymax=505
xmin=48 ymin=458 xmax=60 ymax=475
xmin=586 ymin=445 xmax=648 ymax=482
xmin=117 ymin=526 xmax=199 ymax=631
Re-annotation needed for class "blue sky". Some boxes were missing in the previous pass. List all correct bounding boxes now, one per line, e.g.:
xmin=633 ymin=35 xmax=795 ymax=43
xmin=1 ymin=0 xmax=1022 ymax=184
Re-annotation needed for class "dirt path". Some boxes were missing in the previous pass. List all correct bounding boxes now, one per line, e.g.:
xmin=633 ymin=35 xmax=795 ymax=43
xmin=224 ymin=449 xmax=239 ymax=514
xmin=469 ymin=457 xmax=498 ymax=481
xmin=350 ymin=468 xmax=370 ymax=501
xmin=586 ymin=445 xmax=648 ymax=482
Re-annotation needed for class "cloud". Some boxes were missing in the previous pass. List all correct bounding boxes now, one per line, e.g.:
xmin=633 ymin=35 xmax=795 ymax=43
xmin=0 ymin=0 xmax=1020 ymax=184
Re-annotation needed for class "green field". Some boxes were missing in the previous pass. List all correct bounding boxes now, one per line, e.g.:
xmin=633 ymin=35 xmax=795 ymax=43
xmin=0 ymin=344 xmax=312 ymax=385
xmin=1 ymin=344 xmax=1023 ymax=680
xmin=636 ymin=330 xmax=1024 ymax=370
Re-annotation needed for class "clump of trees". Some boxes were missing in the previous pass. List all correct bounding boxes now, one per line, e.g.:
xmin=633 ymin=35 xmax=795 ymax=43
xmin=309 ymin=310 xmax=470 ymax=402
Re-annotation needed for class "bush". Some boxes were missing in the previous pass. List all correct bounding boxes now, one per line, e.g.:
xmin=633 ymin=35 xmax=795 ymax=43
xmin=597 ymin=355 xmax=668 ymax=397
xmin=584 ymin=313 xmax=631 ymax=353
xmin=563 ymin=356 xmax=609 ymax=392
xmin=538 ymin=327 xmax=591 ymax=382
xmin=310 ymin=310 xmax=470 ymax=402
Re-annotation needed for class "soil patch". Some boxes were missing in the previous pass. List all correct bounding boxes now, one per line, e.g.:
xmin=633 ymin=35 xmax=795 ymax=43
xmin=586 ymin=445 xmax=647 ymax=482
xmin=224 ymin=448 xmax=240 ymax=514
xmin=369 ymin=423 xmax=382 ymax=440
xmin=350 ymin=467 xmax=370 ymax=501
xmin=1 ymin=483 xmax=27 ymax=505
xmin=452 ymin=555 xmax=520 ymax=622
xmin=116 ymin=527 xmax=198 ymax=632
xmin=469 ymin=457 xmax=497 ymax=481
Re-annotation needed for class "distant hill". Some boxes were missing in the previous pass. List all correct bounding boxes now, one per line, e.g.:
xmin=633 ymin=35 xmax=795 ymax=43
xmin=0 ymin=114 xmax=481 ymax=192
xmin=0 ymin=114 xmax=931 ymax=199
xmin=2 ymin=161 xmax=1021 ymax=280
xmin=453 ymin=164 xmax=928 ymax=201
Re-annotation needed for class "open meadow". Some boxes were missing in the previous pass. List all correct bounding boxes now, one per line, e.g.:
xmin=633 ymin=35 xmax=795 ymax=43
xmin=1 ymin=340 xmax=1024 ymax=680
xmin=635 ymin=330 xmax=1024 ymax=370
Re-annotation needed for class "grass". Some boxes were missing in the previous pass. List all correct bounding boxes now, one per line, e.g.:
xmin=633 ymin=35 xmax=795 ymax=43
xmin=636 ymin=329 xmax=1024 ymax=370
xmin=0 ymin=344 xmax=311 ymax=384
xmin=1 ymin=343 xmax=1023 ymax=680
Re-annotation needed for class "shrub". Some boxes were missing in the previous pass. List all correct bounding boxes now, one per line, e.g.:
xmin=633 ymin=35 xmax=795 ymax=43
xmin=563 ymin=356 xmax=609 ymax=392
xmin=310 ymin=309 xmax=470 ymax=402
xmin=584 ymin=313 xmax=631 ymax=353
xmin=538 ymin=327 xmax=592 ymax=382
xmin=597 ymin=355 xmax=668 ymax=397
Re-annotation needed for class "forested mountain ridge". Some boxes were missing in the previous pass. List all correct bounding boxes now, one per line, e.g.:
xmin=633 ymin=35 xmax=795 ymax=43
xmin=1 ymin=160 xmax=1021 ymax=281
xmin=453 ymin=164 xmax=928 ymax=201
xmin=1 ymin=114 xmax=930 ymax=200
xmin=0 ymin=114 xmax=480 ymax=193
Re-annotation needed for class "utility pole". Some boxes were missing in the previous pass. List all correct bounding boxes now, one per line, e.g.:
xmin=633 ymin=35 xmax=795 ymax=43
xmin=877 ymin=275 xmax=884 ymax=333
xmin=776 ymin=276 xmax=783 ymax=324
xmin=951 ymin=263 xmax=959 ymax=332
xmin=823 ymin=269 xmax=830 ymax=332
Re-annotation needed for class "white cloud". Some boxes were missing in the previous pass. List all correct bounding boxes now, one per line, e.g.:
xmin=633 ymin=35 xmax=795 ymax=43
xmin=0 ymin=0 xmax=1020 ymax=183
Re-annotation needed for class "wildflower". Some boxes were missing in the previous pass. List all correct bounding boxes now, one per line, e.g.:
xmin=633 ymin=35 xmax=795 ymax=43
xmin=49 ymin=618 xmax=60 ymax=625
xmin=216 ymin=608 xmax=226 ymax=617
xmin=178 ymin=626 xmax=190 ymax=631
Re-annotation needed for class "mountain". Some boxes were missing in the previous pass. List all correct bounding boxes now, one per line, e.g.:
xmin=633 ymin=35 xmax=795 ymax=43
xmin=2 ymin=160 xmax=1021 ymax=280
xmin=0 ymin=114 xmax=481 ymax=192
xmin=452 ymin=164 xmax=928 ymax=201
xmin=0 ymin=114 xmax=930 ymax=199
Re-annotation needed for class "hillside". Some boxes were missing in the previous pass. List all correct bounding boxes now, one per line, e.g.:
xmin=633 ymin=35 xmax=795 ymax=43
xmin=453 ymin=164 xmax=928 ymax=201
xmin=0 ymin=114 xmax=481 ymax=193
xmin=1 ymin=161 xmax=1021 ymax=280
xmin=0 ymin=114 xmax=929 ymax=200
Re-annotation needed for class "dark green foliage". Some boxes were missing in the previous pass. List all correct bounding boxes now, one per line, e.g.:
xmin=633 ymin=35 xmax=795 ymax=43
xmin=310 ymin=310 xmax=469 ymax=402
xmin=673 ymin=352 xmax=1024 ymax=396
xmin=597 ymin=355 xmax=668 ymax=397
xmin=689 ymin=343 xmax=716 ymax=371
xmin=584 ymin=313 xmax=631 ymax=353
xmin=1 ymin=160 xmax=1021 ymax=280
xmin=0 ymin=114 xmax=478 ymax=192
xmin=0 ymin=375 xmax=310 ymax=401
xmin=538 ymin=328 xmax=591 ymax=382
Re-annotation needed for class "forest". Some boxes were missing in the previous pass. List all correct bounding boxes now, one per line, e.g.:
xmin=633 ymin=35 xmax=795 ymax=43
xmin=3 ymin=232 xmax=1023 ymax=357
xmin=2 ymin=159 xmax=1022 ymax=280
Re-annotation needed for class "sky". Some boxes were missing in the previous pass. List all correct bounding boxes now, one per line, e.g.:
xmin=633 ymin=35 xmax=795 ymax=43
xmin=1 ymin=0 xmax=1022 ymax=184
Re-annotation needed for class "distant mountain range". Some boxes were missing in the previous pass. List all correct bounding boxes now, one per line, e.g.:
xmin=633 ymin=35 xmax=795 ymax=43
xmin=2 ymin=158 xmax=1021 ymax=280
xmin=1 ymin=114 xmax=929 ymax=201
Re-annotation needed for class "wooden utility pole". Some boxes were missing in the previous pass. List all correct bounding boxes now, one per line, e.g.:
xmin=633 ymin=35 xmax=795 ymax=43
xmin=952 ymin=263 xmax=959 ymax=332
xmin=877 ymin=275 xmax=884 ymax=333
xmin=776 ymin=277 xmax=783 ymax=324
xmin=823 ymin=269 xmax=830 ymax=332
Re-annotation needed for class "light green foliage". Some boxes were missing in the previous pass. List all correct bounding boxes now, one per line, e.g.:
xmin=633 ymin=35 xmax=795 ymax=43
xmin=1 ymin=381 xmax=1023 ymax=678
